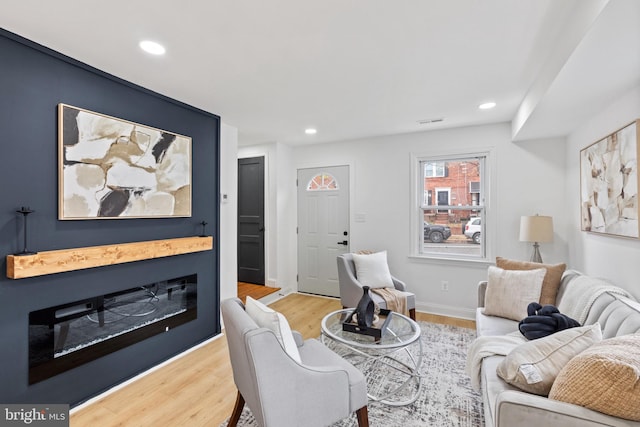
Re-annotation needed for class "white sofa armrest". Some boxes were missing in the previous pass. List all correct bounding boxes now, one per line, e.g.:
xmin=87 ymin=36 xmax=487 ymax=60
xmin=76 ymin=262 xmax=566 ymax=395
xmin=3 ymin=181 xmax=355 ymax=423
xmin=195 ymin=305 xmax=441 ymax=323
xmin=496 ymin=390 xmax=640 ymax=427
xmin=477 ymin=280 xmax=487 ymax=308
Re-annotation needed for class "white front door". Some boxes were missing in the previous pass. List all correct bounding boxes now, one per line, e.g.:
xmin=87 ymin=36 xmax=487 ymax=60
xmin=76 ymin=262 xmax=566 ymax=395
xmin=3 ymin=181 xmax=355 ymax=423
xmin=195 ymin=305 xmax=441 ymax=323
xmin=297 ymin=166 xmax=349 ymax=297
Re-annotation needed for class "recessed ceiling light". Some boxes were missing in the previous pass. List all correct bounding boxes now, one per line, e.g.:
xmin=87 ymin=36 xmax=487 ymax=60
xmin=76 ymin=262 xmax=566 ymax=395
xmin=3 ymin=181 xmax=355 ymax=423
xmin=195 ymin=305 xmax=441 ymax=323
xmin=139 ymin=40 xmax=166 ymax=55
xmin=305 ymin=128 xmax=317 ymax=135
xmin=478 ymin=102 xmax=496 ymax=110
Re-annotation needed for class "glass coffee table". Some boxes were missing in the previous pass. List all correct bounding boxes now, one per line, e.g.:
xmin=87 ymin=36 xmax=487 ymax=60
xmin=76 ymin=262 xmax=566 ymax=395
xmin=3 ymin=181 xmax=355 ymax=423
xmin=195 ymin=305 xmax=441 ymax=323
xmin=320 ymin=309 xmax=422 ymax=406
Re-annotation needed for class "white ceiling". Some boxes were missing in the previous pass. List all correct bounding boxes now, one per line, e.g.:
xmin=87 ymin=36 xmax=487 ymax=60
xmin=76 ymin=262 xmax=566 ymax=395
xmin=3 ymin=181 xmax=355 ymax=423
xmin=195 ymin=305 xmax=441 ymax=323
xmin=1 ymin=0 xmax=638 ymax=146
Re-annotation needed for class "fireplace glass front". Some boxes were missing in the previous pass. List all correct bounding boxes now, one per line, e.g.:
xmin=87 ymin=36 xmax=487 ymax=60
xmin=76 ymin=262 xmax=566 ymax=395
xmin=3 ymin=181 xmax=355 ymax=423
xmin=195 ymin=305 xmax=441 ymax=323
xmin=28 ymin=274 xmax=197 ymax=384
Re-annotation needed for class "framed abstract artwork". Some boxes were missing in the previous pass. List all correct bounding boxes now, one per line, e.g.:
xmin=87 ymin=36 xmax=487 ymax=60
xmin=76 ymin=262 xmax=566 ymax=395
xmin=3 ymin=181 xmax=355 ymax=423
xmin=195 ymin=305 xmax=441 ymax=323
xmin=580 ymin=119 xmax=640 ymax=238
xmin=58 ymin=104 xmax=192 ymax=219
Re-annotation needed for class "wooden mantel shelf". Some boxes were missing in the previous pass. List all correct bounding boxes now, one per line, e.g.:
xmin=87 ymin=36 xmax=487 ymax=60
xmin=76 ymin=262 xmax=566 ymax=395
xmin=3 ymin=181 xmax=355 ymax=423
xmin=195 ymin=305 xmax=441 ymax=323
xmin=6 ymin=236 xmax=213 ymax=279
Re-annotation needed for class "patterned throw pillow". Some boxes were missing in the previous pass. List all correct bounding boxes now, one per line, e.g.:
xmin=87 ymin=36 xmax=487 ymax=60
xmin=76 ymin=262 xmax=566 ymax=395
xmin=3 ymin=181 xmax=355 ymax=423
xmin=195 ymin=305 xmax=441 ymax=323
xmin=496 ymin=257 xmax=566 ymax=305
xmin=496 ymin=323 xmax=602 ymax=395
xmin=549 ymin=334 xmax=640 ymax=421
xmin=483 ymin=266 xmax=546 ymax=321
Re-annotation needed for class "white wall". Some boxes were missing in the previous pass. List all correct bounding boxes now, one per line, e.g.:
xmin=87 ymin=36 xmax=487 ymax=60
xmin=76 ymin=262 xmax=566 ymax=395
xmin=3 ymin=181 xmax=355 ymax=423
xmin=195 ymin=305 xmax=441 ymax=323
xmin=275 ymin=142 xmax=297 ymax=294
xmin=277 ymin=122 xmax=567 ymax=319
xmin=219 ymin=122 xmax=239 ymax=306
xmin=229 ymin=90 xmax=640 ymax=318
xmin=566 ymin=84 xmax=640 ymax=299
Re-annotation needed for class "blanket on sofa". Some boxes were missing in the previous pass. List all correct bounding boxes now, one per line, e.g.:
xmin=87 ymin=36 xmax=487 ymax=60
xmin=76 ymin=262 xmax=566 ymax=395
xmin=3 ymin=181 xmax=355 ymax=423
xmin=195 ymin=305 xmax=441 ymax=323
xmin=466 ymin=332 xmax=526 ymax=390
xmin=557 ymin=276 xmax=633 ymax=324
xmin=371 ymin=287 xmax=408 ymax=316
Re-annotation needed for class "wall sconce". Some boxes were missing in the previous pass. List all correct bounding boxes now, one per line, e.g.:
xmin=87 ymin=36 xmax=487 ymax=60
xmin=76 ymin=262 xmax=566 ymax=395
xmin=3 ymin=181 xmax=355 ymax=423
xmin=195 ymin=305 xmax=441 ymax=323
xmin=519 ymin=215 xmax=553 ymax=263
xmin=16 ymin=206 xmax=37 ymax=256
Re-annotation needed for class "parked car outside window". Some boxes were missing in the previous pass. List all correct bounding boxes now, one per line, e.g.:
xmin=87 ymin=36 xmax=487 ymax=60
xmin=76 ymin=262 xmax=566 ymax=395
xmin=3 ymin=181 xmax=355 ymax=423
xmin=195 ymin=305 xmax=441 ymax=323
xmin=424 ymin=222 xmax=451 ymax=243
xmin=464 ymin=217 xmax=481 ymax=244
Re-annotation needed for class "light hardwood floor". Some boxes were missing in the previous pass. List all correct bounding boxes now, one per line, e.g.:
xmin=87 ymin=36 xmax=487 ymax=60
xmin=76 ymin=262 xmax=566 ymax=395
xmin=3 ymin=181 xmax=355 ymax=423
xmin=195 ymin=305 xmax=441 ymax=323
xmin=237 ymin=282 xmax=280 ymax=303
xmin=70 ymin=293 xmax=474 ymax=427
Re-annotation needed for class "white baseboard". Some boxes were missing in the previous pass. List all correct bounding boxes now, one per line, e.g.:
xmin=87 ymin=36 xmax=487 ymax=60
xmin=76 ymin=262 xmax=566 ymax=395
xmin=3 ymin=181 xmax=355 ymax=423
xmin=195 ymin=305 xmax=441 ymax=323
xmin=265 ymin=278 xmax=278 ymax=287
xmin=416 ymin=301 xmax=475 ymax=320
xmin=259 ymin=287 xmax=292 ymax=304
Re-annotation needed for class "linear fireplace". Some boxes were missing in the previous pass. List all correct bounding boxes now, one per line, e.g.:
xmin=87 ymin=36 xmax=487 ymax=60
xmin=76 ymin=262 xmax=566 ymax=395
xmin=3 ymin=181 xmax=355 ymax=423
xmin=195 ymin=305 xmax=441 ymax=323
xmin=28 ymin=274 xmax=197 ymax=384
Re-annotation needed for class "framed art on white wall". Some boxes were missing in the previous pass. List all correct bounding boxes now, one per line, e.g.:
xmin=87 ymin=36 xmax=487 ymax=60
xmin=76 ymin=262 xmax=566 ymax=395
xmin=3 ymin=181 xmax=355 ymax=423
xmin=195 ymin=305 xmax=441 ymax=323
xmin=580 ymin=119 xmax=640 ymax=238
xmin=58 ymin=104 xmax=192 ymax=219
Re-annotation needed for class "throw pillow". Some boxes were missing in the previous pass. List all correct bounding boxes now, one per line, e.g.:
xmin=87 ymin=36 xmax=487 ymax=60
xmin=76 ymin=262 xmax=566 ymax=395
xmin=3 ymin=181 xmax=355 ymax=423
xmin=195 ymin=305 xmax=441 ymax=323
xmin=352 ymin=250 xmax=394 ymax=289
xmin=244 ymin=296 xmax=301 ymax=363
xmin=496 ymin=323 xmax=602 ymax=395
xmin=549 ymin=334 xmax=640 ymax=421
xmin=483 ymin=266 xmax=546 ymax=321
xmin=496 ymin=257 xmax=566 ymax=305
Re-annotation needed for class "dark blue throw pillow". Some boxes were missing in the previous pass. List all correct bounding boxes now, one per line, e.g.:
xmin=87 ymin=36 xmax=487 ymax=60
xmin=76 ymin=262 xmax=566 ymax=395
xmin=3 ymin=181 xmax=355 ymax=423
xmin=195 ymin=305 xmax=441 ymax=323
xmin=518 ymin=302 xmax=580 ymax=340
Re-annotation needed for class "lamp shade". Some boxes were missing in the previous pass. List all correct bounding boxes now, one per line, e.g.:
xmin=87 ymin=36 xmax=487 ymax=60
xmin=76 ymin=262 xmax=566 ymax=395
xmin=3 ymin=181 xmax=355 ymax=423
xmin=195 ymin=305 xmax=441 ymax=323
xmin=519 ymin=215 xmax=553 ymax=243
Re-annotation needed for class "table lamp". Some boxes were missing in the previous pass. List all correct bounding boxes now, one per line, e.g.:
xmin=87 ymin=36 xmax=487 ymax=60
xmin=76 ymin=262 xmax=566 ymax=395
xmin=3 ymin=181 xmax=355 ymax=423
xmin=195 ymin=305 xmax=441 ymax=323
xmin=519 ymin=215 xmax=553 ymax=263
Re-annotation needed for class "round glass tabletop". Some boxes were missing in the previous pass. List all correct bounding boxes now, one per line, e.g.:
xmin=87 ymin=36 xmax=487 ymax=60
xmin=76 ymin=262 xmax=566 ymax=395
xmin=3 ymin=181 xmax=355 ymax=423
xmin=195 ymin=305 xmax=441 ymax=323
xmin=321 ymin=309 xmax=421 ymax=350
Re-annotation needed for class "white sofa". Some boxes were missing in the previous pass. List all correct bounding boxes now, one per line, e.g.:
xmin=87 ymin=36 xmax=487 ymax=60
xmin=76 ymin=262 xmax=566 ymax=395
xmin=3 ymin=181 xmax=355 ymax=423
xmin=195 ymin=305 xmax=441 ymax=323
xmin=475 ymin=270 xmax=640 ymax=427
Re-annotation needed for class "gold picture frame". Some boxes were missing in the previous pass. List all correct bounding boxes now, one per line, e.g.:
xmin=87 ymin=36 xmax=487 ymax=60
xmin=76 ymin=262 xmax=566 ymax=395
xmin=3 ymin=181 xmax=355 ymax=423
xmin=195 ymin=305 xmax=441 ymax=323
xmin=58 ymin=104 xmax=192 ymax=219
xmin=580 ymin=119 xmax=640 ymax=238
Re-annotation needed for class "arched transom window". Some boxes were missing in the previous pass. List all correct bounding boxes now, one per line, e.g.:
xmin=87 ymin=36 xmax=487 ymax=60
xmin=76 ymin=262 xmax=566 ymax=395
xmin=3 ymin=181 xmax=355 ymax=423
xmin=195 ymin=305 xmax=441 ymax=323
xmin=306 ymin=173 xmax=339 ymax=191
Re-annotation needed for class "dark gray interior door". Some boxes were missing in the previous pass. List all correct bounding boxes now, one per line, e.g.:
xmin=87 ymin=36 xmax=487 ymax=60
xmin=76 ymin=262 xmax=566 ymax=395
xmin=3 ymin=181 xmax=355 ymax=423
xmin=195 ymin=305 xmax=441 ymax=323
xmin=237 ymin=156 xmax=265 ymax=284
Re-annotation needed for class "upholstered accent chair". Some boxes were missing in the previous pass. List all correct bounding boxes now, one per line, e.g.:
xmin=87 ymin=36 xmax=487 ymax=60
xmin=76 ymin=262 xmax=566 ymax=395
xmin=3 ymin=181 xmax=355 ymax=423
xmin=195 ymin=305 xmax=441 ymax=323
xmin=337 ymin=253 xmax=416 ymax=320
xmin=221 ymin=298 xmax=369 ymax=427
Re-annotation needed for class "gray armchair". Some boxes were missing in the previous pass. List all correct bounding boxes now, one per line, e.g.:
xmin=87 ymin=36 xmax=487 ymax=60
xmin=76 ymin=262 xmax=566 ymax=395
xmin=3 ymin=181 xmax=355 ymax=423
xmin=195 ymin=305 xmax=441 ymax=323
xmin=337 ymin=253 xmax=416 ymax=320
xmin=221 ymin=298 xmax=369 ymax=427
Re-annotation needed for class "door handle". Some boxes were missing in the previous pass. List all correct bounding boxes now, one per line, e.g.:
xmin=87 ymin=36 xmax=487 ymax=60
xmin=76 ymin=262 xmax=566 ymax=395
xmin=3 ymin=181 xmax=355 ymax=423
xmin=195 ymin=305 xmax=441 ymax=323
xmin=337 ymin=240 xmax=348 ymax=245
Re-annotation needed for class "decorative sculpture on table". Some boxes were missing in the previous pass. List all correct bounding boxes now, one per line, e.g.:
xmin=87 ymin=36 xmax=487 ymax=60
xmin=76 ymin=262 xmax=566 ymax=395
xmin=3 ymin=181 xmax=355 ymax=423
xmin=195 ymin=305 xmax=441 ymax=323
xmin=343 ymin=286 xmax=390 ymax=339
xmin=355 ymin=286 xmax=375 ymax=328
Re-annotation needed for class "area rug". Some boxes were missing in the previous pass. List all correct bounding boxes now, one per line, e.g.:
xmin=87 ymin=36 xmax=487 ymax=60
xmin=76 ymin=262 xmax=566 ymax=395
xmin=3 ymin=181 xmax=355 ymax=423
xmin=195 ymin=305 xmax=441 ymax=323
xmin=220 ymin=322 xmax=484 ymax=427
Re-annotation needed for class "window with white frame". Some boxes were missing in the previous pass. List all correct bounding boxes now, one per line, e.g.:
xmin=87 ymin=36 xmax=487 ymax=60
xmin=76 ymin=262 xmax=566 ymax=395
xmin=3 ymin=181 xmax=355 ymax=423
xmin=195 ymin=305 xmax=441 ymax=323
xmin=424 ymin=161 xmax=446 ymax=178
xmin=417 ymin=154 xmax=487 ymax=259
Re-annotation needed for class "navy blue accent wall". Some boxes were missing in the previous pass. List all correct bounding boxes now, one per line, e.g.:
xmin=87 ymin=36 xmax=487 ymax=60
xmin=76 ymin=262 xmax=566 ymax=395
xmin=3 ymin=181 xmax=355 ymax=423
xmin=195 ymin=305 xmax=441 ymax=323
xmin=0 ymin=29 xmax=220 ymax=405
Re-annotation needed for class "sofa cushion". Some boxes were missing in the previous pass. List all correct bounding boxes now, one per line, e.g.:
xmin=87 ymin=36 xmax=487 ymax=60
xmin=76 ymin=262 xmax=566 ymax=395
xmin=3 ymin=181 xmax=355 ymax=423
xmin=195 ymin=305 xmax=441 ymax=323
xmin=351 ymin=250 xmax=394 ymax=289
xmin=557 ymin=274 xmax=634 ymax=325
xmin=496 ymin=257 xmax=566 ymax=305
xmin=585 ymin=294 xmax=640 ymax=338
xmin=483 ymin=266 xmax=546 ymax=321
xmin=245 ymin=296 xmax=301 ymax=363
xmin=476 ymin=308 xmax=519 ymax=337
xmin=496 ymin=323 xmax=602 ymax=396
xmin=549 ymin=333 xmax=640 ymax=421
xmin=482 ymin=355 xmax=521 ymax=427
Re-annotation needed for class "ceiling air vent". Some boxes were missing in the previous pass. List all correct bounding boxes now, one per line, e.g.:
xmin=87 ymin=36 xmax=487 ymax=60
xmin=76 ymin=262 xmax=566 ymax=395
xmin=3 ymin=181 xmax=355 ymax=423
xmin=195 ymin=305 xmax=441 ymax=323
xmin=417 ymin=118 xmax=445 ymax=125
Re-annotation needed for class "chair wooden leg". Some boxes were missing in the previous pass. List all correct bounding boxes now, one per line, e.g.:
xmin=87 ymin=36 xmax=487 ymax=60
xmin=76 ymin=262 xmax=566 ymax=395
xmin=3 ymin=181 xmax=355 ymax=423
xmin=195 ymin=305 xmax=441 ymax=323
xmin=227 ymin=391 xmax=245 ymax=427
xmin=409 ymin=308 xmax=416 ymax=321
xmin=356 ymin=406 xmax=369 ymax=427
